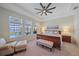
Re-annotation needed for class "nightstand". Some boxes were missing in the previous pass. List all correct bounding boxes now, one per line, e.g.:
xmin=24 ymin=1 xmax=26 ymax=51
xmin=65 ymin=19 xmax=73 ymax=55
xmin=62 ymin=35 xmax=71 ymax=43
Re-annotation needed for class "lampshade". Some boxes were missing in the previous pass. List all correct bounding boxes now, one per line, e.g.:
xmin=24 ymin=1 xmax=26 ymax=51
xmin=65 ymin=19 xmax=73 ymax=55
xmin=62 ymin=26 xmax=71 ymax=35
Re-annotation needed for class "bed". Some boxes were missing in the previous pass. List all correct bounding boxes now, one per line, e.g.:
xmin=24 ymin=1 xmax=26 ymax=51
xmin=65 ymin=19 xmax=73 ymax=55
xmin=37 ymin=25 xmax=62 ymax=49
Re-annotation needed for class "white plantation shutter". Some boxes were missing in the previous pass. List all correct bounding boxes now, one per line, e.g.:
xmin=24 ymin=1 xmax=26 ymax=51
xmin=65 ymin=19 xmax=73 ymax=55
xmin=9 ymin=16 xmax=22 ymax=38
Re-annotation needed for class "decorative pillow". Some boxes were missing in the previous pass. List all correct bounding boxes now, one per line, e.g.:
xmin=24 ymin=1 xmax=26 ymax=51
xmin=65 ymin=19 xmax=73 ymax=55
xmin=0 ymin=38 xmax=6 ymax=46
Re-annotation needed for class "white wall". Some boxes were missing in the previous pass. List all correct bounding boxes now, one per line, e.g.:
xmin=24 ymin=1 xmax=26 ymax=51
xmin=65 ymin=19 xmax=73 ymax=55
xmin=44 ymin=15 xmax=75 ymax=34
xmin=0 ymin=7 xmax=40 ymax=40
xmin=74 ymin=9 xmax=79 ymax=46
xmin=44 ymin=15 xmax=75 ymax=43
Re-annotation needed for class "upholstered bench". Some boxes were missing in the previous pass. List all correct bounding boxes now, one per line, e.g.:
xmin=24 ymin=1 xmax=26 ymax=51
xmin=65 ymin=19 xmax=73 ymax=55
xmin=36 ymin=39 xmax=54 ymax=51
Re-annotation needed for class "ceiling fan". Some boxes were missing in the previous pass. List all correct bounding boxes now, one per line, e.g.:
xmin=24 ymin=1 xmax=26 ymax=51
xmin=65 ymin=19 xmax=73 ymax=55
xmin=34 ymin=3 xmax=56 ymax=16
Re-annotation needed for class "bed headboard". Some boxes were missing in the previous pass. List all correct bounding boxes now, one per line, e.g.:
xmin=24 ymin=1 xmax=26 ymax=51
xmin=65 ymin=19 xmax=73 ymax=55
xmin=44 ymin=25 xmax=60 ymax=35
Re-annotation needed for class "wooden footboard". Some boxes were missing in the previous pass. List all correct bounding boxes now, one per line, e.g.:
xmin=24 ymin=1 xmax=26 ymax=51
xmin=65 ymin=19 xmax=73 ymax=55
xmin=37 ymin=34 xmax=61 ymax=49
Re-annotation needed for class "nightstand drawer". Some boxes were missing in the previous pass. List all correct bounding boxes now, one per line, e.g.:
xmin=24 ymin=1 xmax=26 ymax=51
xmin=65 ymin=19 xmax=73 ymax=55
xmin=62 ymin=35 xmax=71 ymax=43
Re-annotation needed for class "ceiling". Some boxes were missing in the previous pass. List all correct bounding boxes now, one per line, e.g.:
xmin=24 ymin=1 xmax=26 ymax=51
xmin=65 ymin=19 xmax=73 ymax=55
xmin=0 ymin=3 xmax=79 ymax=22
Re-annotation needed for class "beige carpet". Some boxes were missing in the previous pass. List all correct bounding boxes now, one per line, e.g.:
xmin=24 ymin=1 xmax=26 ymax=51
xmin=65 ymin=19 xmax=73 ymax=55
xmin=14 ymin=40 xmax=79 ymax=56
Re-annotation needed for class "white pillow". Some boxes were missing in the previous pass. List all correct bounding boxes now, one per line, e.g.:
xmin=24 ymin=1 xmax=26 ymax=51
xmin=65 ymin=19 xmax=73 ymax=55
xmin=0 ymin=38 xmax=6 ymax=46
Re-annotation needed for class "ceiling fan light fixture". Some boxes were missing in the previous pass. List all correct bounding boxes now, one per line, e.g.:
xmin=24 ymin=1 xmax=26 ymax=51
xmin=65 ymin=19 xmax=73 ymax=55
xmin=43 ymin=10 xmax=46 ymax=13
xmin=35 ymin=3 xmax=56 ymax=16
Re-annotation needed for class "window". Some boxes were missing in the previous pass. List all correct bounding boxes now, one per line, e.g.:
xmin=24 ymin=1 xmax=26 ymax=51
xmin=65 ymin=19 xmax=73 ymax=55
xmin=9 ymin=16 xmax=34 ymax=38
xmin=9 ymin=16 xmax=22 ymax=38
xmin=23 ymin=20 xmax=32 ymax=35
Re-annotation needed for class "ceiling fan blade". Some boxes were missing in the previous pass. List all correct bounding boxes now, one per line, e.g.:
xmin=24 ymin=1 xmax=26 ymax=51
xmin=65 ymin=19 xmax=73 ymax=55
xmin=40 ymin=3 xmax=44 ymax=9
xmin=41 ymin=12 xmax=43 ymax=16
xmin=36 ymin=12 xmax=41 ymax=14
xmin=46 ymin=3 xmax=52 ymax=9
xmin=34 ymin=8 xmax=42 ymax=11
xmin=45 ymin=12 xmax=47 ymax=15
xmin=47 ymin=7 xmax=56 ymax=10
xmin=47 ymin=11 xmax=52 ymax=13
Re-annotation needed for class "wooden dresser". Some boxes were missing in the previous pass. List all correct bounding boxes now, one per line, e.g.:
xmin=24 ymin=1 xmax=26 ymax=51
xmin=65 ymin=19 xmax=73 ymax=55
xmin=62 ymin=35 xmax=71 ymax=43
